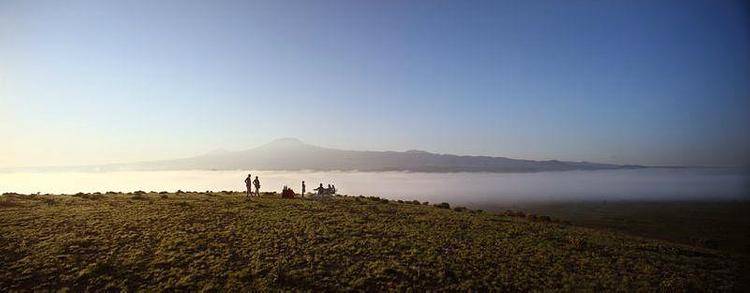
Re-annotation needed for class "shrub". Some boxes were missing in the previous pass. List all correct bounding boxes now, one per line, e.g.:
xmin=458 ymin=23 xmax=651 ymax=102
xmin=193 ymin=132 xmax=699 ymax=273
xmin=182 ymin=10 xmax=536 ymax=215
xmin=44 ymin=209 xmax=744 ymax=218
xmin=160 ymin=194 xmax=169 ymax=199
xmin=422 ymin=201 xmax=429 ymax=205
xmin=539 ymin=215 xmax=552 ymax=222
xmin=411 ymin=200 xmax=421 ymax=205
xmin=379 ymin=198 xmax=389 ymax=203
xmin=567 ymin=235 xmax=587 ymax=249
xmin=175 ymin=201 xmax=191 ymax=208
xmin=72 ymin=192 xmax=104 ymax=200
xmin=435 ymin=202 xmax=450 ymax=209
xmin=504 ymin=210 xmax=526 ymax=218
xmin=134 ymin=190 xmax=146 ymax=195
xmin=527 ymin=214 xmax=538 ymax=221
xmin=0 ymin=199 xmax=20 ymax=208
xmin=397 ymin=200 xmax=404 ymax=203
xmin=131 ymin=194 xmax=147 ymax=200
xmin=176 ymin=190 xmax=185 ymax=194
xmin=453 ymin=206 xmax=467 ymax=212
xmin=42 ymin=198 xmax=55 ymax=206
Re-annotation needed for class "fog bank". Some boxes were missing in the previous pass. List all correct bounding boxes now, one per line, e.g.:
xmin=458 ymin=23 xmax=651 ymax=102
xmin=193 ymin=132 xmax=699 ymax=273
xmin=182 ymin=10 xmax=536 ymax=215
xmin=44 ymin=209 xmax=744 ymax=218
xmin=1 ymin=168 xmax=747 ymax=205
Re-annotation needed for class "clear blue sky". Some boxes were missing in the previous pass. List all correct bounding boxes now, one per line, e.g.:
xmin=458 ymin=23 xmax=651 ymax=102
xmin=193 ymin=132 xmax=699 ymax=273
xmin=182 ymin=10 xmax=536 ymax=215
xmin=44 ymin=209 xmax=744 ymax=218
xmin=1 ymin=0 xmax=749 ymax=167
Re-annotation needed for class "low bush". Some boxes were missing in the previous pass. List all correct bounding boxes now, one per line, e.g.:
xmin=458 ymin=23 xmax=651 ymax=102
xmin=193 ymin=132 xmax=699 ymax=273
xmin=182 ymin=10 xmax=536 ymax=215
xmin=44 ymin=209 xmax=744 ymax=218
xmin=72 ymin=192 xmax=104 ymax=200
xmin=174 ymin=201 xmax=191 ymax=208
xmin=567 ymin=235 xmax=587 ymax=250
xmin=453 ymin=206 xmax=467 ymax=212
xmin=504 ymin=210 xmax=526 ymax=217
xmin=0 ymin=199 xmax=20 ymax=208
xmin=131 ymin=194 xmax=148 ymax=200
xmin=435 ymin=202 xmax=450 ymax=209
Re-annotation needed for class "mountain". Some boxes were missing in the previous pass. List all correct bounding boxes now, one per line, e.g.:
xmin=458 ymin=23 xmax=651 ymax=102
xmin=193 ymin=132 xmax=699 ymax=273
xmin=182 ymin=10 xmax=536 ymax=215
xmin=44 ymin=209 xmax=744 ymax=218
xmin=114 ymin=138 xmax=641 ymax=172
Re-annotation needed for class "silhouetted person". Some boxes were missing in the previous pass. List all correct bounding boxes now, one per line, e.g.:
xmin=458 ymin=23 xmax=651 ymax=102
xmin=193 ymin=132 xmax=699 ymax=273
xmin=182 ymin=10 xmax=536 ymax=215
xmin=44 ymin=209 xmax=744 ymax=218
xmin=253 ymin=176 xmax=261 ymax=196
xmin=301 ymin=181 xmax=306 ymax=196
xmin=244 ymin=174 xmax=252 ymax=197
xmin=331 ymin=184 xmax=336 ymax=194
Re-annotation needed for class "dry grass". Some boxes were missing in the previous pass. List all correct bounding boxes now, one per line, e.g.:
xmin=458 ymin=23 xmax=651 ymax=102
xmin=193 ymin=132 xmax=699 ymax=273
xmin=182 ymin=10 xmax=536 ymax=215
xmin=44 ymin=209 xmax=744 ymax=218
xmin=0 ymin=193 xmax=743 ymax=291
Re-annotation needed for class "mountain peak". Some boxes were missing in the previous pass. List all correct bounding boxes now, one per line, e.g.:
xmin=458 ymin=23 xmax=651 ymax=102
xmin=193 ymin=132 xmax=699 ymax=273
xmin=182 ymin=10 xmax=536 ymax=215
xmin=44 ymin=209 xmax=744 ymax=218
xmin=265 ymin=138 xmax=306 ymax=147
xmin=203 ymin=148 xmax=230 ymax=156
xmin=405 ymin=149 xmax=431 ymax=154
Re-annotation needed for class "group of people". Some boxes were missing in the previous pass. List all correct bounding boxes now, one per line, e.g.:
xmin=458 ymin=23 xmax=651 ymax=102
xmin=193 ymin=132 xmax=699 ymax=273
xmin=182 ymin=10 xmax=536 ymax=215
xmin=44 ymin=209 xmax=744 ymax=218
xmin=244 ymin=174 xmax=261 ymax=196
xmin=314 ymin=183 xmax=336 ymax=195
xmin=244 ymin=174 xmax=337 ymax=197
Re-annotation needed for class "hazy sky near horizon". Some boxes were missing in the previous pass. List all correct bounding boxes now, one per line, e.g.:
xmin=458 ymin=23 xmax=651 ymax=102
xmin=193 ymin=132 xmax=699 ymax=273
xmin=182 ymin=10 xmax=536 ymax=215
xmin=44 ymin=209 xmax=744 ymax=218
xmin=1 ymin=0 xmax=749 ymax=168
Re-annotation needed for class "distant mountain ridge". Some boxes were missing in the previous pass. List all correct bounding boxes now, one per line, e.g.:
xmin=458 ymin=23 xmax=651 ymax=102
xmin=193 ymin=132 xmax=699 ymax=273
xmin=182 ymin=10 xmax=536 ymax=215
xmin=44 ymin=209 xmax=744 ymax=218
xmin=108 ymin=138 xmax=642 ymax=173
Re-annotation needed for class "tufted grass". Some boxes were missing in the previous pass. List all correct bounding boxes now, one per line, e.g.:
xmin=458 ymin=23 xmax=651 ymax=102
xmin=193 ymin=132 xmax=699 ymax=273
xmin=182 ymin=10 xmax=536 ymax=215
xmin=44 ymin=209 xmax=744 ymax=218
xmin=0 ymin=192 xmax=744 ymax=291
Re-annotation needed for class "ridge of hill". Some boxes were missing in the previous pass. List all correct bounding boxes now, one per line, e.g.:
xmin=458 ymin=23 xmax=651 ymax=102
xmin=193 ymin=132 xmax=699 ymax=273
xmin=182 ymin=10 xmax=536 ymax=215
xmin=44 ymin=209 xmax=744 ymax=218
xmin=105 ymin=138 xmax=642 ymax=172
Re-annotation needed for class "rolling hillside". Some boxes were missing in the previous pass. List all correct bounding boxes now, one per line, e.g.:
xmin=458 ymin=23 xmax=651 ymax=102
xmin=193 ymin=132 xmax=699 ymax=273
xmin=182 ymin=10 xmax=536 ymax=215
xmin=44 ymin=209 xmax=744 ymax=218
xmin=0 ymin=192 xmax=740 ymax=291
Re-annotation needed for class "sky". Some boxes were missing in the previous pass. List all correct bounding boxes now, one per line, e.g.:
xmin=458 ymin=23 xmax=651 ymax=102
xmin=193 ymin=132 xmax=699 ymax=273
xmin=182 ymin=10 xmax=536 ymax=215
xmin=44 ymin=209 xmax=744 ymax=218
xmin=1 ymin=0 xmax=749 ymax=168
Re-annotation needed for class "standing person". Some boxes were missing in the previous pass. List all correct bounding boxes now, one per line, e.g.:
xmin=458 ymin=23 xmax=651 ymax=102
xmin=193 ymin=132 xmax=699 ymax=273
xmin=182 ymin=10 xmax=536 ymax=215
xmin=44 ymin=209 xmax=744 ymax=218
xmin=253 ymin=176 xmax=261 ymax=196
xmin=244 ymin=174 xmax=252 ymax=197
xmin=301 ymin=181 xmax=306 ymax=197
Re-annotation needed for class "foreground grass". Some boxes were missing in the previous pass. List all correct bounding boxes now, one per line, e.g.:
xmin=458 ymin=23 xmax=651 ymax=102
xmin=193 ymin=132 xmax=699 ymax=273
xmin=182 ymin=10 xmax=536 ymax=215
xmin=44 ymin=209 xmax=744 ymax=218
xmin=0 ymin=192 xmax=743 ymax=291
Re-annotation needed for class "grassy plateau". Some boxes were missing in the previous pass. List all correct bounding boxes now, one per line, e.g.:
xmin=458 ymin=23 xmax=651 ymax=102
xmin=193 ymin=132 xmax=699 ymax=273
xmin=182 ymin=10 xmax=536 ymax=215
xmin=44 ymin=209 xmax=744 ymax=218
xmin=0 ymin=192 xmax=745 ymax=291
